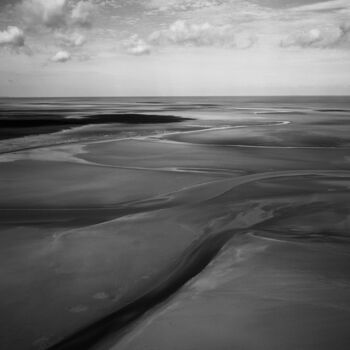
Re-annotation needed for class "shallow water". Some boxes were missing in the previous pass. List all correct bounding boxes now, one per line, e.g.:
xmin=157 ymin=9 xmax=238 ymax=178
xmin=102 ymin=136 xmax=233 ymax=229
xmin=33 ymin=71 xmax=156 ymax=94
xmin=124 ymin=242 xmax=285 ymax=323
xmin=0 ymin=97 xmax=349 ymax=350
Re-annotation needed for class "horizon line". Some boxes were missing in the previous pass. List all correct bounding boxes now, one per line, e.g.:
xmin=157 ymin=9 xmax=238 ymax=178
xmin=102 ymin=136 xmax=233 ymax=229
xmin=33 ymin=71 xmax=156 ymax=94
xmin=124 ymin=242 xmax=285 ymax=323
xmin=1 ymin=95 xmax=350 ymax=99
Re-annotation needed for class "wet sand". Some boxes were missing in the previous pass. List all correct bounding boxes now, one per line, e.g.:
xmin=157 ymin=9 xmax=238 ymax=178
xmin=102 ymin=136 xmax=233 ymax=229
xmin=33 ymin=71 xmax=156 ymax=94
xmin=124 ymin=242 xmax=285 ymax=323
xmin=0 ymin=97 xmax=350 ymax=350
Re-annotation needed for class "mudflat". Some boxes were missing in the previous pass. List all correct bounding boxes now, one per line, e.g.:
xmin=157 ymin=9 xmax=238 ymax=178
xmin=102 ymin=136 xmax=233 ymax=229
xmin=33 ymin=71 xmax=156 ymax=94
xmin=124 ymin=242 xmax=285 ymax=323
xmin=0 ymin=97 xmax=349 ymax=350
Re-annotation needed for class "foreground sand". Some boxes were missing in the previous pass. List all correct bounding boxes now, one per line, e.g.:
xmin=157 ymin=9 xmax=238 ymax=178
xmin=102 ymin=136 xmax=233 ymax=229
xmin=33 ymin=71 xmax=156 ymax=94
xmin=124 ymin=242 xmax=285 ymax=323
xmin=0 ymin=107 xmax=350 ymax=350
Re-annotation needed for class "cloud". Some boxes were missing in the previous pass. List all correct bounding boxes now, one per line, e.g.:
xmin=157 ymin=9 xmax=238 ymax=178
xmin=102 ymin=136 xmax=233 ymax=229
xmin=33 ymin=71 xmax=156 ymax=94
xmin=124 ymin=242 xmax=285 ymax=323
xmin=281 ymin=24 xmax=350 ymax=48
xmin=19 ymin=0 xmax=95 ymax=30
xmin=71 ymin=0 xmax=95 ymax=27
xmin=149 ymin=20 xmax=256 ymax=48
xmin=146 ymin=0 xmax=224 ymax=12
xmin=15 ymin=1 xmax=93 ymax=57
xmin=0 ymin=26 xmax=25 ymax=48
xmin=293 ymin=0 xmax=350 ymax=12
xmin=123 ymin=35 xmax=151 ymax=55
xmin=50 ymin=50 xmax=71 ymax=62
xmin=281 ymin=28 xmax=323 ymax=48
xmin=20 ymin=0 xmax=68 ymax=29
xmin=55 ymin=31 xmax=86 ymax=47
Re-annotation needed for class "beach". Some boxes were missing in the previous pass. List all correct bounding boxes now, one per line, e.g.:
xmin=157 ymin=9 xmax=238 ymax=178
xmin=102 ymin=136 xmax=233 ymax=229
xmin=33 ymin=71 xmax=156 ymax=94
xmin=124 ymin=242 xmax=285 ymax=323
xmin=0 ymin=97 xmax=350 ymax=350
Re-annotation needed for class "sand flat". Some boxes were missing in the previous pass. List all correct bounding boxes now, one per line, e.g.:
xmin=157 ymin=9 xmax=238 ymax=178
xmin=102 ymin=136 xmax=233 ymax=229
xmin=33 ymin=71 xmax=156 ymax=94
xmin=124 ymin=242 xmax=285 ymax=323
xmin=1 ymin=97 xmax=350 ymax=350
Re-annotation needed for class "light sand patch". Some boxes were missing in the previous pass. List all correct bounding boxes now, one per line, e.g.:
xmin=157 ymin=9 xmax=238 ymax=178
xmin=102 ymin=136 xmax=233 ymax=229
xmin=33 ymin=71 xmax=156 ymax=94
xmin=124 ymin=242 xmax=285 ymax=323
xmin=32 ymin=336 xmax=52 ymax=350
xmin=68 ymin=305 xmax=88 ymax=313
xmin=189 ymin=239 xmax=268 ymax=295
xmin=93 ymin=292 xmax=109 ymax=300
xmin=0 ymin=144 xmax=90 ymax=164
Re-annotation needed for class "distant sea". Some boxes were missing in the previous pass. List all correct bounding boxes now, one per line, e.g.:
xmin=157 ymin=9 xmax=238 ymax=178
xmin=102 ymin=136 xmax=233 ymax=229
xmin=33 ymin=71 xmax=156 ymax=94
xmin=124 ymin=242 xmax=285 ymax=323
xmin=1 ymin=96 xmax=349 ymax=150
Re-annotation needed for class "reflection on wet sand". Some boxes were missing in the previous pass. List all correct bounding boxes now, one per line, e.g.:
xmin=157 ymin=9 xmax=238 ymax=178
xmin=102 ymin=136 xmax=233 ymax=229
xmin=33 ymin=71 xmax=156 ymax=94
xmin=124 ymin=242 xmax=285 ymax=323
xmin=0 ymin=97 xmax=349 ymax=350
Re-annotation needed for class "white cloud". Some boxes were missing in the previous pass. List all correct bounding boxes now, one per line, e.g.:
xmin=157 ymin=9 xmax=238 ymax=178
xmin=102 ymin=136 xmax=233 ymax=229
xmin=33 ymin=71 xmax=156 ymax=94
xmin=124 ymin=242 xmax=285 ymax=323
xmin=281 ymin=24 xmax=350 ymax=48
xmin=55 ymin=31 xmax=86 ymax=47
xmin=123 ymin=34 xmax=151 ymax=55
xmin=149 ymin=20 xmax=256 ymax=48
xmin=18 ymin=0 xmax=95 ymax=30
xmin=20 ymin=0 xmax=68 ymax=29
xmin=51 ymin=50 xmax=71 ymax=62
xmin=71 ymin=0 xmax=95 ymax=27
xmin=0 ymin=26 xmax=25 ymax=48
xmin=281 ymin=28 xmax=323 ymax=48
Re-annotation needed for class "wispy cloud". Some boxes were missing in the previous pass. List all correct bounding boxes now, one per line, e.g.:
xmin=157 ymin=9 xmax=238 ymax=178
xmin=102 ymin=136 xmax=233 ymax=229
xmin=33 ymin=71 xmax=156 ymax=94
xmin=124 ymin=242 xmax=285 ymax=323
xmin=292 ymin=0 xmax=350 ymax=12
xmin=145 ymin=0 xmax=225 ymax=12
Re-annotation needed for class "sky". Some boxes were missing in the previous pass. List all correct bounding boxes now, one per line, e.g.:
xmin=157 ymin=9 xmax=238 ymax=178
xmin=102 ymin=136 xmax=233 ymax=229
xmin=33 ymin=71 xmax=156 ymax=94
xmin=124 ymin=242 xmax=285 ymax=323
xmin=0 ymin=0 xmax=349 ymax=96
